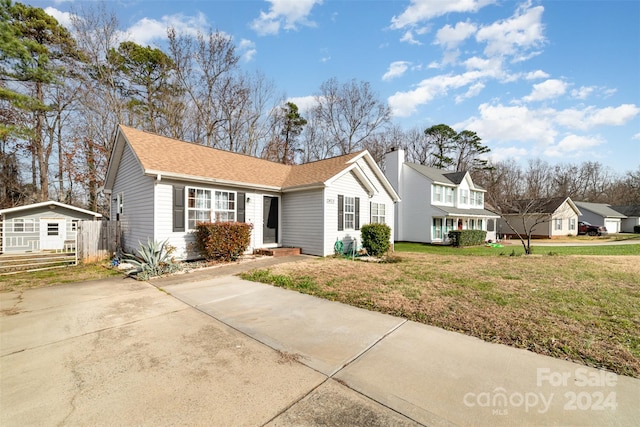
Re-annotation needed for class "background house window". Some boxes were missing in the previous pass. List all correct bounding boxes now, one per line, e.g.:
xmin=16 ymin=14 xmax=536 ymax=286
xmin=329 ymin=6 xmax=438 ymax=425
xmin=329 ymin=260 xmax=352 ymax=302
xmin=460 ymin=189 xmax=469 ymax=204
xmin=445 ymin=187 xmax=454 ymax=203
xmin=371 ymin=202 xmax=386 ymax=224
xmin=569 ymin=218 xmax=576 ymax=230
xmin=433 ymin=185 xmax=442 ymax=203
xmin=13 ymin=219 xmax=34 ymax=233
xmin=555 ymin=218 xmax=563 ymax=230
xmin=433 ymin=218 xmax=443 ymax=239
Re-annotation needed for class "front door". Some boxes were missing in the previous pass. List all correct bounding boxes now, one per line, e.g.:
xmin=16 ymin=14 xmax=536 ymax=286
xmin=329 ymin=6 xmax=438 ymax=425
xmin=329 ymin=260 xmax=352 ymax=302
xmin=40 ymin=218 xmax=66 ymax=250
xmin=263 ymin=196 xmax=278 ymax=244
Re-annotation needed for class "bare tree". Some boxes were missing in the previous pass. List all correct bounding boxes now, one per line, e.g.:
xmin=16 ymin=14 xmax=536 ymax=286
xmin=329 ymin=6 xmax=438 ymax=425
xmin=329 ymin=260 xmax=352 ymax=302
xmin=167 ymin=27 xmax=239 ymax=148
xmin=314 ymin=78 xmax=391 ymax=156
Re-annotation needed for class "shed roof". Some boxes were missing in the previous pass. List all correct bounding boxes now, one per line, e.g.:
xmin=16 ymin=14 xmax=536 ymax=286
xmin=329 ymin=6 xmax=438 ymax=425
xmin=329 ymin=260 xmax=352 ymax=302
xmin=0 ymin=201 xmax=102 ymax=217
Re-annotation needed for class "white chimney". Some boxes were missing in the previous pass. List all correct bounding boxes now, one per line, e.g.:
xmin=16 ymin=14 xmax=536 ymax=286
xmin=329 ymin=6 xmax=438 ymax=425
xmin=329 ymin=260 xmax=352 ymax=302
xmin=383 ymin=148 xmax=405 ymax=241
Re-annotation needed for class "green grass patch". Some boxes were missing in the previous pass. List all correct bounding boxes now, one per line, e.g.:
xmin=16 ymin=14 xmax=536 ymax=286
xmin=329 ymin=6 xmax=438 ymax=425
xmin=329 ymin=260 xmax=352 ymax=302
xmin=1 ymin=261 xmax=122 ymax=292
xmin=395 ymin=241 xmax=640 ymax=256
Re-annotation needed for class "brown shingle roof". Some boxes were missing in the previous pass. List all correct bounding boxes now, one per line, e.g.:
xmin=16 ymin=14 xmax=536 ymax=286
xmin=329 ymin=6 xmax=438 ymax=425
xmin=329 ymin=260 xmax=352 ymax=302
xmin=119 ymin=125 xmax=362 ymax=189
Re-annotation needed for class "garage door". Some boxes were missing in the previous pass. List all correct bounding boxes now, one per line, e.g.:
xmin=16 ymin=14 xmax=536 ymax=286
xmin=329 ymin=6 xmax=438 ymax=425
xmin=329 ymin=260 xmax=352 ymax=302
xmin=604 ymin=219 xmax=619 ymax=233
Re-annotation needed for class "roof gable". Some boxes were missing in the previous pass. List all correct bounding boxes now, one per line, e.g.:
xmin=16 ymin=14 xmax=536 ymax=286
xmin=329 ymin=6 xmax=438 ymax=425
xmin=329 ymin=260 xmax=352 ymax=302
xmin=0 ymin=201 xmax=102 ymax=217
xmin=610 ymin=205 xmax=640 ymax=217
xmin=507 ymin=197 xmax=580 ymax=215
xmin=575 ymin=201 xmax=627 ymax=218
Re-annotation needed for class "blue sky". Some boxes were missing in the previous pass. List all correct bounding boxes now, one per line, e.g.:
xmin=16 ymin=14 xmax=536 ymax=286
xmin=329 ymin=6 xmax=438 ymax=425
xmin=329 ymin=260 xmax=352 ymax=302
xmin=28 ymin=0 xmax=640 ymax=174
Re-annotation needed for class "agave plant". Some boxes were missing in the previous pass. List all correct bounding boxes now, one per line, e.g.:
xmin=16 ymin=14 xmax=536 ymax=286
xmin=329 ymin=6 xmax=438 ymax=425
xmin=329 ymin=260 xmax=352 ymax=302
xmin=123 ymin=239 xmax=181 ymax=279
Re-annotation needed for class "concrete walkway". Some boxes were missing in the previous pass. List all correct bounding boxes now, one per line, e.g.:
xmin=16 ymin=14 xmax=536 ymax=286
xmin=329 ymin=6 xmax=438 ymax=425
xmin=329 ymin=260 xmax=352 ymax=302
xmin=2 ymin=257 xmax=639 ymax=426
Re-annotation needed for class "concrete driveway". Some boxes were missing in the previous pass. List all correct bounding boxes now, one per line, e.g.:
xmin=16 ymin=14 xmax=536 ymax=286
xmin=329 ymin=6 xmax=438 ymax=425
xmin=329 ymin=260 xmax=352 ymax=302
xmin=2 ymin=258 xmax=639 ymax=426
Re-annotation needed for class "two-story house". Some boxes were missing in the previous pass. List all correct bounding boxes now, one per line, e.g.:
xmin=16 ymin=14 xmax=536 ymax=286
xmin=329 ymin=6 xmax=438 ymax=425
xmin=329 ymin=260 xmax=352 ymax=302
xmin=383 ymin=148 xmax=499 ymax=244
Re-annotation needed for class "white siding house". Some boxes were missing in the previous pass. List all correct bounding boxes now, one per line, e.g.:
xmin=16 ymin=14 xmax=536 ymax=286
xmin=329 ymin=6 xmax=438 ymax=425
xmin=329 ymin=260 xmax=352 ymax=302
xmin=0 ymin=201 xmax=102 ymax=253
xmin=498 ymin=197 xmax=581 ymax=239
xmin=610 ymin=205 xmax=640 ymax=233
xmin=383 ymin=148 xmax=499 ymax=244
xmin=104 ymin=125 xmax=400 ymax=259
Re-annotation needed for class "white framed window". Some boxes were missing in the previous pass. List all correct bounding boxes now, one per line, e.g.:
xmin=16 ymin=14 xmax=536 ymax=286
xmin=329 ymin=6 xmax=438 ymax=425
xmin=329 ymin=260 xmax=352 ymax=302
xmin=13 ymin=218 xmax=35 ymax=233
xmin=433 ymin=218 xmax=443 ymax=240
xmin=445 ymin=218 xmax=455 ymax=234
xmin=477 ymin=219 xmax=483 ymax=229
xmin=460 ymin=189 xmax=469 ymax=204
xmin=476 ymin=192 xmax=483 ymax=206
xmin=433 ymin=185 xmax=442 ymax=203
xmin=555 ymin=218 xmax=563 ymax=230
xmin=214 ymin=191 xmax=235 ymax=222
xmin=344 ymin=196 xmax=355 ymax=229
xmin=371 ymin=202 xmax=386 ymax=224
xmin=445 ymin=187 xmax=454 ymax=204
xmin=187 ymin=187 xmax=238 ymax=229
xmin=569 ymin=218 xmax=576 ymax=230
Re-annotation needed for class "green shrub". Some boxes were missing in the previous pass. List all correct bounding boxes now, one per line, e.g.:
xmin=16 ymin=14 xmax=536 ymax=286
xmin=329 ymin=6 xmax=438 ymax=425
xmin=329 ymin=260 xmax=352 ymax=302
xmin=635 ymin=225 xmax=640 ymax=234
xmin=448 ymin=230 xmax=487 ymax=247
xmin=123 ymin=239 xmax=182 ymax=280
xmin=361 ymin=223 xmax=391 ymax=256
xmin=195 ymin=222 xmax=253 ymax=261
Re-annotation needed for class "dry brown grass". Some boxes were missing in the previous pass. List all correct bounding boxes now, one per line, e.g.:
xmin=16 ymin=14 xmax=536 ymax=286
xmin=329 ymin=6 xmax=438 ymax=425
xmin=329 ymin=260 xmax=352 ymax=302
xmin=242 ymin=253 xmax=640 ymax=378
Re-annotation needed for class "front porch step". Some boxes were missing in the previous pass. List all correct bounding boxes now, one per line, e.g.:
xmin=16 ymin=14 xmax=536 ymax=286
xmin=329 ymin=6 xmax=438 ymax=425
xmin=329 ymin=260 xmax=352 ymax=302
xmin=254 ymin=247 xmax=301 ymax=257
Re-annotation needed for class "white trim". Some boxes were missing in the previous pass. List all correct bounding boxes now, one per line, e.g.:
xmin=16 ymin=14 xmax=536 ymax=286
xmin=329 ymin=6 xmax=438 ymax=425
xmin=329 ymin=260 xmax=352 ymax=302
xmin=0 ymin=201 xmax=102 ymax=217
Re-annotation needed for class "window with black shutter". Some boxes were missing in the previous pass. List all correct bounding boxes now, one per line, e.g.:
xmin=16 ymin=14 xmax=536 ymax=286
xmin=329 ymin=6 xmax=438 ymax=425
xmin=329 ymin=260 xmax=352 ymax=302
xmin=338 ymin=195 xmax=344 ymax=231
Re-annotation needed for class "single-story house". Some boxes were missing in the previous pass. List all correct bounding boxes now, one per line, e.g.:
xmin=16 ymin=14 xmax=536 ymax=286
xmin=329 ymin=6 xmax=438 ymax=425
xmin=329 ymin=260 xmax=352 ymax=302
xmin=383 ymin=147 xmax=499 ymax=244
xmin=103 ymin=125 xmax=400 ymax=259
xmin=0 ymin=201 xmax=102 ymax=253
xmin=610 ymin=205 xmax=640 ymax=233
xmin=497 ymin=197 xmax=581 ymax=239
xmin=574 ymin=201 xmax=627 ymax=234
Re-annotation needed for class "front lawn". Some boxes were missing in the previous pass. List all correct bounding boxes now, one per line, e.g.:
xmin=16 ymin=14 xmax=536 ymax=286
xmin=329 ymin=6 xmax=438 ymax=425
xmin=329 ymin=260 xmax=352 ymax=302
xmin=241 ymin=251 xmax=640 ymax=378
xmin=395 ymin=241 xmax=640 ymax=256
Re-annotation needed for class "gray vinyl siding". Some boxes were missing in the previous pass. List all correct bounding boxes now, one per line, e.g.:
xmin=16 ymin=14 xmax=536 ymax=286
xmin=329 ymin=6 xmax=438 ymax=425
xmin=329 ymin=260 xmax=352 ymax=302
xmin=111 ymin=142 xmax=155 ymax=253
xmin=281 ymin=189 xmax=324 ymax=256
xmin=1 ymin=207 xmax=96 ymax=253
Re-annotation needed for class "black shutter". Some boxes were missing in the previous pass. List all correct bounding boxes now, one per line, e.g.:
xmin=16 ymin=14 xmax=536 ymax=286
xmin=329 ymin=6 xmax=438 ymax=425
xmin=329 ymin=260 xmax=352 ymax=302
xmin=337 ymin=195 xmax=344 ymax=231
xmin=355 ymin=197 xmax=360 ymax=230
xmin=173 ymin=186 xmax=185 ymax=232
xmin=237 ymin=192 xmax=245 ymax=222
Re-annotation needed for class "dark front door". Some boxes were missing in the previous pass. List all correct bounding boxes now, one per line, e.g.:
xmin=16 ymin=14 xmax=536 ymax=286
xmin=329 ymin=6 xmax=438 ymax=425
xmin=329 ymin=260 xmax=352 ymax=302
xmin=263 ymin=196 xmax=278 ymax=244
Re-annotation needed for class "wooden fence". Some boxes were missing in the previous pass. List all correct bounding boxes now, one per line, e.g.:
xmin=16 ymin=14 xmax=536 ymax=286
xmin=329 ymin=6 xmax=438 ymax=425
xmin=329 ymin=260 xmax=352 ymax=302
xmin=77 ymin=220 xmax=120 ymax=263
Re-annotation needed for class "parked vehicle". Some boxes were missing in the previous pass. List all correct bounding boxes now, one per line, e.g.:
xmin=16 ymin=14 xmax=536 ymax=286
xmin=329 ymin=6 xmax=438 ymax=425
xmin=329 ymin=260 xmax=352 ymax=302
xmin=578 ymin=221 xmax=608 ymax=236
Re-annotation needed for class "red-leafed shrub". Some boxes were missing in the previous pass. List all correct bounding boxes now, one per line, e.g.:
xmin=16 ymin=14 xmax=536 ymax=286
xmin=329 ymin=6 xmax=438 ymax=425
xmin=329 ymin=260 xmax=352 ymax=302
xmin=195 ymin=222 xmax=253 ymax=261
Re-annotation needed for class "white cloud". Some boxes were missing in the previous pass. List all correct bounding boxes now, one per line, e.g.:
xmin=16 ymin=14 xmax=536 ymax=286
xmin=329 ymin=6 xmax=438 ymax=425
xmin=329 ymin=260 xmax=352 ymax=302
xmin=124 ymin=13 xmax=210 ymax=46
xmin=475 ymin=3 xmax=545 ymax=58
xmin=400 ymin=30 xmax=422 ymax=45
xmin=488 ymin=146 xmax=528 ymax=162
xmin=555 ymin=104 xmax=640 ymax=130
xmin=525 ymin=70 xmax=549 ymax=80
xmin=544 ymin=134 xmax=605 ymax=157
xmin=391 ymin=0 xmax=495 ymax=29
xmin=44 ymin=7 xmax=74 ymax=28
xmin=382 ymin=61 xmax=411 ymax=81
xmin=239 ymin=39 xmax=257 ymax=62
xmin=435 ymin=20 xmax=477 ymax=49
xmin=388 ymin=70 xmax=487 ymax=116
xmin=251 ymin=0 xmax=322 ymax=36
xmin=633 ymin=133 xmax=640 ymax=140
xmin=571 ymin=86 xmax=595 ymax=100
xmin=455 ymin=82 xmax=485 ymax=103
xmin=458 ymin=102 xmax=558 ymax=145
xmin=523 ymin=79 xmax=567 ymax=102
xmin=286 ymin=95 xmax=317 ymax=112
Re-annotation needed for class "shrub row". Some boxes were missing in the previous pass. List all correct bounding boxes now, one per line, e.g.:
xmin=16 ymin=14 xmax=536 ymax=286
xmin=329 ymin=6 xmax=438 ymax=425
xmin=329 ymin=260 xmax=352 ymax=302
xmin=448 ymin=230 xmax=487 ymax=247
xmin=195 ymin=222 xmax=253 ymax=261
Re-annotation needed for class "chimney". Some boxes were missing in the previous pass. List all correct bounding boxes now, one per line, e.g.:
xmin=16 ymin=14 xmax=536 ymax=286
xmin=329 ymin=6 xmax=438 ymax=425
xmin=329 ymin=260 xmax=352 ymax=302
xmin=383 ymin=147 xmax=404 ymax=194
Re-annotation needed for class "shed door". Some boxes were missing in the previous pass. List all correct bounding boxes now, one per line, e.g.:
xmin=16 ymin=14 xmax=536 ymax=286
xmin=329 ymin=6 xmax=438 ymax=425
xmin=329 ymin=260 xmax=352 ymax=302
xmin=40 ymin=218 xmax=66 ymax=250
